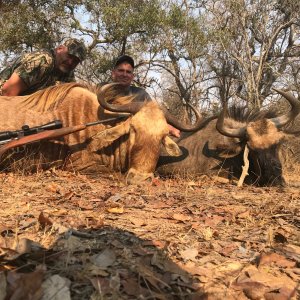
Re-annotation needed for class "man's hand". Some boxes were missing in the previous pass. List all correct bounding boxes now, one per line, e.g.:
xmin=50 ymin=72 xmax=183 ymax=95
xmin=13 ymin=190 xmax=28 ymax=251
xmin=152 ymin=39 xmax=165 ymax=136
xmin=168 ymin=124 xmax=180 ymax=138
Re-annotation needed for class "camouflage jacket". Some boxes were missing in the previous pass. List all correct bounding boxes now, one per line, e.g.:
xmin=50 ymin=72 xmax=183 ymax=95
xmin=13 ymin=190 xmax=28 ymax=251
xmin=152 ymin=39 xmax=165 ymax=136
xmin=0 ymin=49 xmax=75 ymax=95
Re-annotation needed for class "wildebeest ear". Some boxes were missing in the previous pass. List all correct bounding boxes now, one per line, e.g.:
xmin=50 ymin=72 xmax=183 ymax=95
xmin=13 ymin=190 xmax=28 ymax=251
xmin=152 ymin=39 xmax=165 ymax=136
xmin=92 ymin=121 xmax=130 ymax=144
xmin=162 ymin=136 xmax=182 ymax=156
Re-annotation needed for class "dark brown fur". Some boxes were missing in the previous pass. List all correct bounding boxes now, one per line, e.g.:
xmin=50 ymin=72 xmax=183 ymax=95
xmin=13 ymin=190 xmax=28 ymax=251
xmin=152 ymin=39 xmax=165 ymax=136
xmin=157 ymin=112 xmax=286 ymax=186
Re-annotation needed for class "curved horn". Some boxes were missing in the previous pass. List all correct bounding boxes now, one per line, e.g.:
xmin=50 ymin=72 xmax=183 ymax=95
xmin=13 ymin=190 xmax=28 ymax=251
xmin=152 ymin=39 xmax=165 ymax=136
xmin=97 ymin=83 xmax=145 ymax=114
xmin=270 ymin=88 xmax=300 ymax=128
xmin=163 ymin=102 xmax=216 ymax=132
xmin=99 ymin=85 xmax=215 ymax=132
xmin=216 ymin=103 xmax=246 ymax=138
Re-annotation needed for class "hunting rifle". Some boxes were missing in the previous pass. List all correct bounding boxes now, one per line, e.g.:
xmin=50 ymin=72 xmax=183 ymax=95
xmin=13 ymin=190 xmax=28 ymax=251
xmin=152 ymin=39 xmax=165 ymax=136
xmin=0 ymin=116 xmax=128 ymax=160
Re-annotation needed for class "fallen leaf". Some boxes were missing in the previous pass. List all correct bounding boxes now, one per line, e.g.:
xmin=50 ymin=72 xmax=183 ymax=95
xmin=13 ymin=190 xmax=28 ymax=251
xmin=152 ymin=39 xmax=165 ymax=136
xmin=237 ymin=265 xmax=296 ymax=292
xmin=110 ymin=239 xmax=124 ymax=249
xmin=130 ymin=218 xmax=146 ymax=226
xmin=259 ymin=252 xmax=296 ymax=268
xmin=172 ymin=213 xmax=191 ymax=222
xmin=149 ymin=201 xmax=172 ymax=209
xmin=41 ymin=274 xmax=71 ymax=300
xmin=77 ymin=199 xmax=94 ymax=210
xmin=52 ymin=223 xmax=69 ymax=234
xmin=83 ymin=264 xmax=109 ymax=277
xmin=180 ymin=248 xmax=198 ymax=261
xmin=46 ymin=183 xmax=60 ymax=193
xmin=278 ymin=244 xmax=300 ymax=262
xmin=90 ymin=248 xmax=116 ymax=269
xmin=122 ymin=278 xmax=141 ymax=296
xmin=204 ymin=215 xmax=225 ymax=227
xmin=216 ymin=261 xmax=243 ymax=274
xmin=107 ymin=206 xmax=124 ymax=214
xmin=85 ymin=217 xmax=104 ymax=229
xmin=187 ymin=181 xmax=197 ymax=186
xmin=264 ymin=286 xmax=297 ymax=300
xmin=65 ymin=236 xmax=88 ymax=252
xmin=90 ymin=277 xmax=111 ymax=295
xmin=106 ymin=193 xmax=122 ymax=202
xmin=142 ymin=240 xmax=166 ymax=249
xmin=150 ymin=252 xmax=165 ymax=270
xmin=19 ymin=218 xmax=36 ymax=230
xmin=6 ymin=266 xmax=45 ymax=300
xmin=62 ymin=191 xmax=74 ymax=200
xmin=182 ymin=261 xmax=213 ymax=277
xmin=237 ymin=210 xmax=250 ymax=219
xmin=38 ymin=212 xmax=53 ymax=228
xmin=220 ymin=243 xmax=238 ymax=257
xmin=136 ymin=263 xmax=171 ymax=290
xmin=232 ymin=281 xmax=268 ymax=300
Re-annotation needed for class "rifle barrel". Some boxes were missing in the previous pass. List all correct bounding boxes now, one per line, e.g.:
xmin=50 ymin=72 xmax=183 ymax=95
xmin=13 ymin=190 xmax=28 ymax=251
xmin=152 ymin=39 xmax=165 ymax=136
xmin=86 ymin=115 xmax=128 ymax=127
xmin=0 ymin=115 xmax=129 ymax=160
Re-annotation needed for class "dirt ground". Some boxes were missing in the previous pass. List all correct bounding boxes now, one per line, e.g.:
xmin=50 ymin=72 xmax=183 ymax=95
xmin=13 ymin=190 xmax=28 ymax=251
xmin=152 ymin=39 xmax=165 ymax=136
xmin=0 ymin=169 xmax=299 ymax=300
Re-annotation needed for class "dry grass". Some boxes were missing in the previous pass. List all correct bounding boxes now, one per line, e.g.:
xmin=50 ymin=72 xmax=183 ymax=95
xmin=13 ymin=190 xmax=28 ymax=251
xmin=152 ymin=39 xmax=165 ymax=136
xmin=0 ymin=169 xmax=299 ymax=299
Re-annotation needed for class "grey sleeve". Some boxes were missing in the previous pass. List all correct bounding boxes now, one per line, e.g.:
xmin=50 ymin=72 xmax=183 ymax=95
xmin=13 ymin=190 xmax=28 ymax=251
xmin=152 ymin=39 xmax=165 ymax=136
xmin=130 ymin=86 xmax=152 ymax=102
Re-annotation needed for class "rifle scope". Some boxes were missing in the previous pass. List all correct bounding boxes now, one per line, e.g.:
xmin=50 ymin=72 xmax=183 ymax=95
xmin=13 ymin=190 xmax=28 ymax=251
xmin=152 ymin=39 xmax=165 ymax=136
xmin=0 ymin=120 xmax=63 ymax=142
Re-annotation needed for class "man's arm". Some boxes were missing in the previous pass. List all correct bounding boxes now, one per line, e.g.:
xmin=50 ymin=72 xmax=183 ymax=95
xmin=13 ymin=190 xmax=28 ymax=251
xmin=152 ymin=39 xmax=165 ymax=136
xmin=1 ymin=72 xmax=28 ymax=96
xmin=168 ymin=124 xmax=181 ymax=138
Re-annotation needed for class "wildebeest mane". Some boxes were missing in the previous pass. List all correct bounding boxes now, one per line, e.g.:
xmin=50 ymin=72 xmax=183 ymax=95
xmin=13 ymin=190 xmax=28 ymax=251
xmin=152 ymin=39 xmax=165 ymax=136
xmin=19 ymin=82 xmax=88 ymax=112
xmin=227 ymin=106 xmax=278 ymax=123
xmin=17 ymin=82 xmax=145 ymax=115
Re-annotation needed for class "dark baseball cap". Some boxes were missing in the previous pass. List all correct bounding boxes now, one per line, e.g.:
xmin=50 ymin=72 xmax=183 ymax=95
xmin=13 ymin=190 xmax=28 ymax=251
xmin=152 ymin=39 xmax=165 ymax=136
xmin=64 ymin=38 xmax=87 ymax=62
xmin=114 ymin=55 xmax=134 ymax=69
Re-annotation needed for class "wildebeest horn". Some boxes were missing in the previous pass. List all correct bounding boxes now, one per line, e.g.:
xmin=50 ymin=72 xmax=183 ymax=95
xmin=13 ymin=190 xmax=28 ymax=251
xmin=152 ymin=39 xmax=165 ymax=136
xmin=163 ymin=103 xmax=215 ymax=132
xmin=216 ymin=103 xmax=246 ymax=138
xmin=97 ymin=83 xmax=145 ymax=113
xmin=99 ymin=85 xmax=212 ymax=132
xmin=270 ymin=88 xmax=300 ymax=128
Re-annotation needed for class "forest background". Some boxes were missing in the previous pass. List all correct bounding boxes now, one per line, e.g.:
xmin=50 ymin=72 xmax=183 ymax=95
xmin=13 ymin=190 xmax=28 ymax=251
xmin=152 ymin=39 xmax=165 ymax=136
xmin=0 ymin=0 xmax=299 ymax=121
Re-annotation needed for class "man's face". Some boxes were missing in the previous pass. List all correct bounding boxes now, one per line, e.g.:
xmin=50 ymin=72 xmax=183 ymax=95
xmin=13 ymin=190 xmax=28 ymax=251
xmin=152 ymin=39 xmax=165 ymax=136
xmin=55 ymin=46 xmax=80 ymax=74
xmin=112 ymin=62 xmax=134 ymax=87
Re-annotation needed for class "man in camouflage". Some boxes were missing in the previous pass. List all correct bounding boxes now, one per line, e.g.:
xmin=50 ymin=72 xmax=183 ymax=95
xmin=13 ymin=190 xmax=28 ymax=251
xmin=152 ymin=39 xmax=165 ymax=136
xmin=0 ymin=38 xmax=86 ymax=96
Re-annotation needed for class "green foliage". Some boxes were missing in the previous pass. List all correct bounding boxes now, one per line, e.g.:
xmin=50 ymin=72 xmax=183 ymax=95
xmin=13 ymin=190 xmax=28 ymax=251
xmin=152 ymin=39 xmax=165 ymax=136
xmin=0 ymin=0 xmax=299 ymax=112
xmin=0 ymin=1 xmax=72 ymax=53
xmin=99 ymin=0 xmax=162 ymax=39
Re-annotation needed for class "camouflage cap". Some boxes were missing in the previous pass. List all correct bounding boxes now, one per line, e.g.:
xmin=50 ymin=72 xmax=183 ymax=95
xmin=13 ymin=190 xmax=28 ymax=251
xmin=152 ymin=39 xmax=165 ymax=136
xmin=64 ymin=38 xmax=87 ymax=62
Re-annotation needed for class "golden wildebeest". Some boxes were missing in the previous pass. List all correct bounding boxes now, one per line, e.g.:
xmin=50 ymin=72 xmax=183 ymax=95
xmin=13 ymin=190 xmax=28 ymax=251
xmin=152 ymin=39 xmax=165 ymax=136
xmin=157 ymin=89 xmax=300 ymax=186
xmin=0 ymin=82 xmax=206 ymax=184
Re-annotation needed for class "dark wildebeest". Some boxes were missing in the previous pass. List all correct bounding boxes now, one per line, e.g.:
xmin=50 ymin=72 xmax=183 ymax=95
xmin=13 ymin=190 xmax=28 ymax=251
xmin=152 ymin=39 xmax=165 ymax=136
xmin=0 ymin=82 xmax=206 ymax=184
xmin=157 ymin=89 xmax=300 ymax=186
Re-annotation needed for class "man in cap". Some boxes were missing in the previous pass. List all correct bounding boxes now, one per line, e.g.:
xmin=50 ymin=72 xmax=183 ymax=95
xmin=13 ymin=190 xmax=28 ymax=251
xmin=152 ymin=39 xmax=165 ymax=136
xmin=111 ymin=54 xmax=151 ymax=101
xmin=0 ymin=38 xmax=86 ymax=96
xmin=110 ymin=54 xmax=180 ymax=137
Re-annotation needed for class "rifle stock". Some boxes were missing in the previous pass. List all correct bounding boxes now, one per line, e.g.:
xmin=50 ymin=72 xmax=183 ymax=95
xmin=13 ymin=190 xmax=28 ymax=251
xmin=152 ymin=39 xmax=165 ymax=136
xmin=0 ymin=124 xmax=86 ymax=160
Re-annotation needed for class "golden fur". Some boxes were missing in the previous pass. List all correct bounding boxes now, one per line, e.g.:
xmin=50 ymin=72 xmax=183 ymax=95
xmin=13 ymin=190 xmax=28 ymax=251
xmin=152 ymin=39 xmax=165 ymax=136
xmin=0 ymin=83 xmax=180 ymax=184
xmin=19 ymin=82 xmax=85 ymax=112
xmin=247 ymin=119 xmax=284 ymax=149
